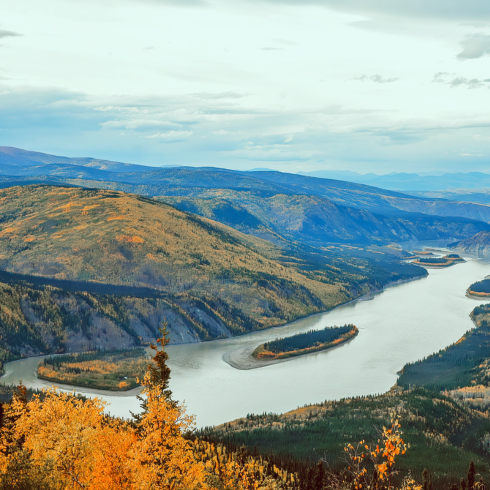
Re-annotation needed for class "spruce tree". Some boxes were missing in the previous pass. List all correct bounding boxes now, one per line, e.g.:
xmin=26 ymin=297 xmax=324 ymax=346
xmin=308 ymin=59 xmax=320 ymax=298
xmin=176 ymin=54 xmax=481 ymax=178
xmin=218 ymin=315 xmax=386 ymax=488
xmin=468 ymin=461 xmax=476 ymax=489
xmin=422 ymin=469 xmax=429 ymax=490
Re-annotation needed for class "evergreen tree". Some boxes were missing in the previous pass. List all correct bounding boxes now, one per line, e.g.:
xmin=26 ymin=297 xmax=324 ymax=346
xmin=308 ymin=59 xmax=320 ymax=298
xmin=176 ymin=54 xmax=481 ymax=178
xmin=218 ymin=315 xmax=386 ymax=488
xmin=314 ymin=460 xmax=324 ymax=490
xmin=468 ymin=461 xmax=476 ymax=489
xmin=422 ymin=469 xmax=429 ymax=490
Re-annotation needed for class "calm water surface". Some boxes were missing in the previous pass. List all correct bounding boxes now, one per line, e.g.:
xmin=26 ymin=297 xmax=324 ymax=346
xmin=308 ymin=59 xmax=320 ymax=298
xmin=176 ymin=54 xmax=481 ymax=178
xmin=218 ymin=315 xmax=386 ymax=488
xmin=3 ymin=255 xmax=490 ymax=427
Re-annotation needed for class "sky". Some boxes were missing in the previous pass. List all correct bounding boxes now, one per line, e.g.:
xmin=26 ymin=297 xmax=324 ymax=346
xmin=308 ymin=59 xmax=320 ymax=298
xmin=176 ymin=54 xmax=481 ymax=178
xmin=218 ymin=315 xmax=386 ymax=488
xmin=1 ymin=0 xmax=490 ymax=174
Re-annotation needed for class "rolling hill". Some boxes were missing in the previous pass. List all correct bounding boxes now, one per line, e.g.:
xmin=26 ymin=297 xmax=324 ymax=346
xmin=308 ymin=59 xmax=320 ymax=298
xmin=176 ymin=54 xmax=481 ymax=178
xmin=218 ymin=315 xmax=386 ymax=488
xmin=158 ymin=193 xmax=490 ymax=246
xmin=3 ymin=147 xmax=490 ymax=226
xmin=0 ymin=185 xmax=424 ymax=346
xmin=450 ymin=231 xmax=490 ymax=256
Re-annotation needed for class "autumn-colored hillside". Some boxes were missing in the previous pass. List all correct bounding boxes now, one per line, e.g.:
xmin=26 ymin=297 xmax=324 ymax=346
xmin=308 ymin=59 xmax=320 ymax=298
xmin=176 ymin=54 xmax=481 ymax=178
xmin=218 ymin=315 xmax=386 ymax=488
xmin=0 ymin=185 xmax=353 ymax=330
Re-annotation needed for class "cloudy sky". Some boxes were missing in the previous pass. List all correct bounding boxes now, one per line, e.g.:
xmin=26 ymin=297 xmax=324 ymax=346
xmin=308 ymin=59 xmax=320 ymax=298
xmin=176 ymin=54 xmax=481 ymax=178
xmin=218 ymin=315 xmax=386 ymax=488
xmin=2 ymin=0 xmax=490 ymax=173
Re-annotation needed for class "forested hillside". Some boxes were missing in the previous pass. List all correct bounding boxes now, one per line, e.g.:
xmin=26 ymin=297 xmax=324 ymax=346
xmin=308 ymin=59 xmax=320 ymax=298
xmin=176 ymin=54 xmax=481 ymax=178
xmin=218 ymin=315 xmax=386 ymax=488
xmin=3 ymin=147 xmax=490 ymax=225
xmin=0 ymin=185 xmax=426 ymax=360
xmin=158 ymin=193 xmax=489 ymax=246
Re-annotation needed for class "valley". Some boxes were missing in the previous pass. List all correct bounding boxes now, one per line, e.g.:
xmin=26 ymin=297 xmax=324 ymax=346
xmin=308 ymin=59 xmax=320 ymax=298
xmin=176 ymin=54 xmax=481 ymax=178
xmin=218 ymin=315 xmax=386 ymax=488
xmin=1 ymin=148 xmax=490 ymax=488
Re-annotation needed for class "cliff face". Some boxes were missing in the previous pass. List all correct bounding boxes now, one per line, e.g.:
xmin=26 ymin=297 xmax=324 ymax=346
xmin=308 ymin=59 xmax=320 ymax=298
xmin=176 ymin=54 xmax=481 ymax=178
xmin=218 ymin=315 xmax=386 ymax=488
xmin=450 ymin=231 xmax=490 ymax=256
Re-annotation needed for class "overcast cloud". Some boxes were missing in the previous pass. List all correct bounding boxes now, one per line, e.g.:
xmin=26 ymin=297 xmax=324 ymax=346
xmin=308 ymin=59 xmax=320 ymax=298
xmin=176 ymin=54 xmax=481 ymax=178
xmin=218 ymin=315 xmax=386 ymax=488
xmin=457 ymin=34 xmax=490 ymax=60
xmin=1 ymin=0 xmax=490 ymax=173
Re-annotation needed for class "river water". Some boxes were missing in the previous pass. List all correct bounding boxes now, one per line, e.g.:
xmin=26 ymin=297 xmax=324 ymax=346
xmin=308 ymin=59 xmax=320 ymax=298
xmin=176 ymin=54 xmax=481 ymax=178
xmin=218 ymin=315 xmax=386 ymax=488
xmin=2 ymin=254 xmax=490 ymax=428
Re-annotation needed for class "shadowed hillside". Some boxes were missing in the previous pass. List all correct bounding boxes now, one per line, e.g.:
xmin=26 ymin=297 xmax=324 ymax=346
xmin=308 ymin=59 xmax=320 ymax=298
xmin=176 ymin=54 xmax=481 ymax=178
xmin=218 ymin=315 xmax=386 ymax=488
xmin=158 ymin=193 xmax=490 ymax=246
xmin=3 ymin=147 xmax=490 ymax=225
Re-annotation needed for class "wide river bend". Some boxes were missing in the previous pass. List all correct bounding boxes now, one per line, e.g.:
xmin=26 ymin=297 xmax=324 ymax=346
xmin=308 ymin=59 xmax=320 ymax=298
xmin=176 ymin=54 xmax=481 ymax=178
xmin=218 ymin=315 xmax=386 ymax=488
xmin=2 ymin=254 xmax=490 ymax=428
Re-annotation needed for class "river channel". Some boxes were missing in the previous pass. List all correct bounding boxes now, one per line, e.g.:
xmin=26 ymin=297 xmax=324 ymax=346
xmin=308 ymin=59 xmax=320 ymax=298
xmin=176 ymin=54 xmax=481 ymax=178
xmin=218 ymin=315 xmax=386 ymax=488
xmin=2 ymin=253 xmax=490 ymax=428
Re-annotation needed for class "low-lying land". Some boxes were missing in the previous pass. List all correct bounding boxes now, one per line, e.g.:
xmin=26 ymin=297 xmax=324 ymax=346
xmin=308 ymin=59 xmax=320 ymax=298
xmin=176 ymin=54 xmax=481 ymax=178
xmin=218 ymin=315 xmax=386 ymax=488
xmin=252 ymin=324 xmax=358 ymax=360
xmin=411 ymin=255 xmax=464 ymax=268
xmin=37 ymin=348 xmax=150 ymax=391
xmin=467 ymin=279 xmax=490 ymax=298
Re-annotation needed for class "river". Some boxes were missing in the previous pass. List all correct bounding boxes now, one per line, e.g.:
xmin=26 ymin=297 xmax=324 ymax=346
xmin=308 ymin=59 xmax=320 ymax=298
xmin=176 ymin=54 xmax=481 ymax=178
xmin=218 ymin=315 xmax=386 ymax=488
xmin=2 ymin=253 xmax=490 ymax=428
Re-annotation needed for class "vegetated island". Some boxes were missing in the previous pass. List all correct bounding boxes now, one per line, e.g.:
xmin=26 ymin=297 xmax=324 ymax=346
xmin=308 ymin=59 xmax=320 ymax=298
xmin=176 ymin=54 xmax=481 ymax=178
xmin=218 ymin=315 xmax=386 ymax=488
xmin=467 ymin=278 xmax=490 ymax=299
xmin=223 ymin=324 xmax=358 ymax=370
xmin=253 ymin=324 xmax=358 ymax=361
xmin=411 ymin=254 xmax=465 ymax=268
xmin=37 ymin=348 xmax=151 ymax=391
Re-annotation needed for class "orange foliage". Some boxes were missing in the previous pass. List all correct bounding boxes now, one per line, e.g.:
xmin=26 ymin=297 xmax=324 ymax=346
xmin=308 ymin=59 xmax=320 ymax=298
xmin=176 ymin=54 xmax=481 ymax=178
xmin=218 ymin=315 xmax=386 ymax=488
xmin=116 ymin=235 xmax=145 ymax=244
xmin=343 ymin=414 xmax=418 ymax=490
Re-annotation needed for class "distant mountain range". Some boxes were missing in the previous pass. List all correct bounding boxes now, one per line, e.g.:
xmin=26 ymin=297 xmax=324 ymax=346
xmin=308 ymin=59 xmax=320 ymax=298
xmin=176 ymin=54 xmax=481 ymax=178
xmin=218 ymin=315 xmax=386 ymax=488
xmin=2 ymin=147 xmax=490 ymax=229
xmin=298 ymin=169 xmax=490 ymax=192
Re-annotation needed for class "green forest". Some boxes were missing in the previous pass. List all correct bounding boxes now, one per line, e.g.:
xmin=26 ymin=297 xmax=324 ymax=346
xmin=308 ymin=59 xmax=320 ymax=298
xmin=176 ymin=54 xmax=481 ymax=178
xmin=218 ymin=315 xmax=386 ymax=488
xmin=468 ymin=279 xmax=490 ymax=294
xmin=263 ymin=325 xmax=353 ymax=354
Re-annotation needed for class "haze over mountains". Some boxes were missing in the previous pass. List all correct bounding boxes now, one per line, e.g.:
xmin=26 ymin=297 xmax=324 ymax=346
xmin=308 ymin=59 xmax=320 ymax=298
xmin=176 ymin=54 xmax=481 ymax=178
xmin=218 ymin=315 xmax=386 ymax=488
xmin=299 ymin=170 xmax=490 ymax=192
xmin=2 ymin=147 xmax=490 ymax=229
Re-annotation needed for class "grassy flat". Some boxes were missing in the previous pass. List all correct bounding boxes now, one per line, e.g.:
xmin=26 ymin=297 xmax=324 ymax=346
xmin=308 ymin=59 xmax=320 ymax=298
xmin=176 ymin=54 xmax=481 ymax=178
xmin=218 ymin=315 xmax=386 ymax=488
xmin=37 ymin=348 xmax=151 ymax=391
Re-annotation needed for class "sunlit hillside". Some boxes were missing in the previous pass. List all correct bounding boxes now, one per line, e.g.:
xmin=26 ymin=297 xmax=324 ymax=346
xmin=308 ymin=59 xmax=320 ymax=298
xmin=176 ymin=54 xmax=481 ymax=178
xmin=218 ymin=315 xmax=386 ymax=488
xmin=0 ymin=185 xmax=355 ymax=330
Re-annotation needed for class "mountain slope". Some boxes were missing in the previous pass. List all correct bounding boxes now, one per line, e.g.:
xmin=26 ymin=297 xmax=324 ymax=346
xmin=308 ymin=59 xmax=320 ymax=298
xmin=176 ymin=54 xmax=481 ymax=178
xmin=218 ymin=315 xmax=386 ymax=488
xmin=3 ymin=147 xmax=490 ymax=225
xmin=159 ymin=193 xmax=490 ymax=246
xmin=0 ymin=185 xmax=382 ymax=333
xmin=450 ymin=231 xmax=490 ymax=256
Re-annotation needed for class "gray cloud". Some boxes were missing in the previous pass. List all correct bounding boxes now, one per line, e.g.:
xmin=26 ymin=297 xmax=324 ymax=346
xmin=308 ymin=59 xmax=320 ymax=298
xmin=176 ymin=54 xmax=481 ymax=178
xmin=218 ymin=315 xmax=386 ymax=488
xmin=190 ymin=91 xmax=247 ymax=100
xmin=0 ymin=29 xmax=21 ymax=39
xmin=433 ymin=72 xmax=490 ymax=89
xmin=353 ymin=74 xmax=399 ymax=83
xmin=457 ymin=34 xmax=490 ymax=60
xmin=247 ymin=0 xmax=490 ymax=21
xmin=261 ymin=47 xmax=284 ymax=51
xmin=128 ymin=0 xmax=206 ymax=5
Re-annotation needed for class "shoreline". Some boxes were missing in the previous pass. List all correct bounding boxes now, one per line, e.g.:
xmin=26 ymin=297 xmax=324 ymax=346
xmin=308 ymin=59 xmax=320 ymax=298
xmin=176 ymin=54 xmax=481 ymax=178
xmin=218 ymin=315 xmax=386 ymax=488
xmin=1 ymin=274 xmax=427 ymax=393
xmin=222 ymin=275 xmax=426 ymax=370
xmin=224 ymin=329 xmax=358 ymax=370
xmin=466 ymin=290 xmax=490 ymax=300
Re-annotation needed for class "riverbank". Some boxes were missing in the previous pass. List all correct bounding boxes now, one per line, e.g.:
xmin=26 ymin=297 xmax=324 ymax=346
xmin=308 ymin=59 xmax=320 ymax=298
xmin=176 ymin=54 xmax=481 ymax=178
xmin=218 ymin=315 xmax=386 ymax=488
xmin=222 ymin=275 xmax=426 ymax=371
xmin=466 ymin=290 xmax=490 ymax=300
xmin=0 ymin=257 xmax=486 ymax=426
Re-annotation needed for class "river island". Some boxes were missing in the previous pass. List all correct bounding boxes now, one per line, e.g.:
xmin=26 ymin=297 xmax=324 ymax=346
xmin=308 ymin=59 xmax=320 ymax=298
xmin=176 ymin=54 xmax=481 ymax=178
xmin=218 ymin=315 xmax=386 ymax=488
xmin=223 ymin=324 xmax=358 ymax=370
xmin=466 ymin=278 xmax=490 ymax=299
xmin=37 ymin=348 xmax=150 ymax=391
xmin=412 ymin=254 xmax=465 ymax=268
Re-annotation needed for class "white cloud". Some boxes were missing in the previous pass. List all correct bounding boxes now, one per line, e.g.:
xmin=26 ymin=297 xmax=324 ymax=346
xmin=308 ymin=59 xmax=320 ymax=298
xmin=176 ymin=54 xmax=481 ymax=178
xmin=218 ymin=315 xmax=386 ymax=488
xmin=432 ymin=72 xmax=490 ymax=89
xmin=353 ymin=74 xmax=399 ymax=83
xmin=146 ymin=130 xmax=194 ymax=142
